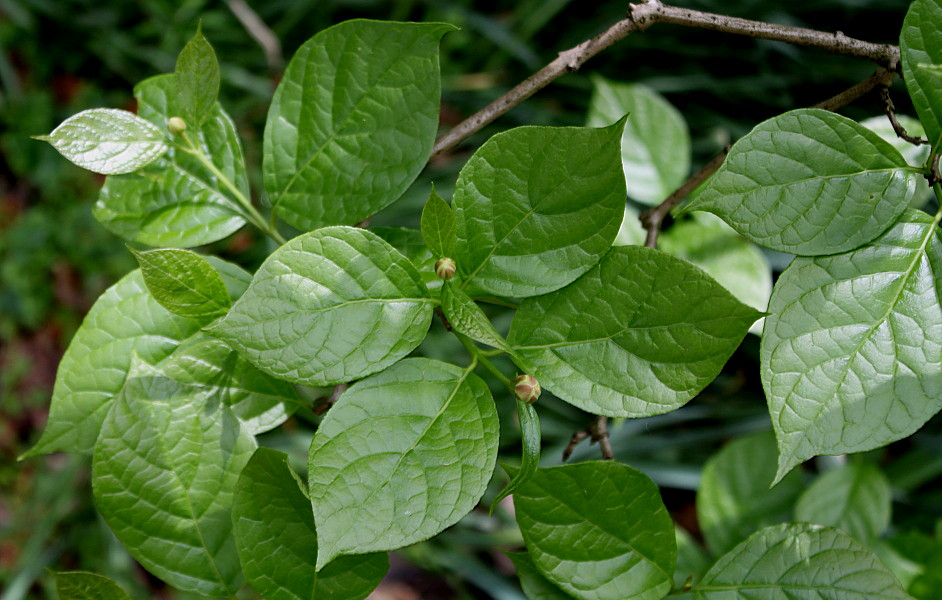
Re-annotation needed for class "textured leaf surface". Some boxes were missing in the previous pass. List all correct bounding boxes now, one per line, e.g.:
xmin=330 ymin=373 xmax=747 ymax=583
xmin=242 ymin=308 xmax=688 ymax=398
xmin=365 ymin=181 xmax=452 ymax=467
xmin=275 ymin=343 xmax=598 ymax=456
xmin=264 ymin=20 xmax=454 ymax=230
xmin=133 ymin=247 xmax=231 ymax=321
xmin=762 ymin=210 xmax=942 ymax=483
xmin=54 ymin=571 xmax=131 ymax=600
xmin=509 ymin=246 xmax=761 ymax=417
xmin=206 ymin=226 xmax=434 ymax=386
xmin=37 ymin=108 xmax=166 ymax=174
xmin=902 ymin=0 xmax=942 ymax=146
xmin=453 ymin=122 xmax=627 ymax=298
xmin=441 ymin=283 xmax=510 ymax=352
xmin=92 ymin=359 xmax=256 ymax=596
xmin=422 ymin=187 xmax=456 ymax=259
xmin=307 ymin=358 xmax=499 ymax=568
xmin=492 ymin=399 xmax=540 ymax=511
xmin=586 ymin=76 xmax=690 ymax=205
xmin=514 ymin=462 xmax=676 ymax=600
xmin=174 ymin=25 xmax=220 ymax=127
xmin=94 ymin=75 xmax=246 ymax=247
xmin=795 ymin=462 xmax=892 ymax=543
xmin=860 ymin=115 xmax=933 ymax=207
xmin=507 ymin=552 xmax=572 ymax=600
xmin=686 ymin=523 xmax=912 ymax=600
xmin=233 ymin=448 xmax=388 ymax=600
xmin=696 ymin=430 xmax=804 ymax=556
xmin=682 ymin=109 xmax=917 ymax=255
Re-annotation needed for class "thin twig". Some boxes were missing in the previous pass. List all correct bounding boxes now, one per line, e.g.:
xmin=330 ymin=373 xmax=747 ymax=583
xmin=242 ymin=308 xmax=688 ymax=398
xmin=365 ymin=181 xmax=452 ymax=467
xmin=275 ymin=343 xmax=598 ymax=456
xmin=813 ymin=68 xmax=896 ymax=111
xmin=562 ymin=415 xmax=615 ymax=461
xmin=880 ymin=85 xmax=930 ymax=145
xmin=562 ymin=430 xmax=590 ymax=462
xmin=226 ymin=0 xmax=284 ymax=71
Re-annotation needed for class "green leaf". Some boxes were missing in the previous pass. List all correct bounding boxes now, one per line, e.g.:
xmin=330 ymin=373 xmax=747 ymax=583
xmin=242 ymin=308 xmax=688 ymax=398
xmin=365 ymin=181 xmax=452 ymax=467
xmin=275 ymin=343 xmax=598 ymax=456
xmin=132 ymin=247 xmax=231 ymax=321
xmin=674 ymin=527 xmax=710 ymax=591
xmin=686 ymin=523 xmax=912 ymax=600
xmin=206 ymin=226 xmax=435 ymax=386
xmin=795 ymin=462 xmax=892 ymax=543
xmin=374 ymin=226 xmax=441 ymax=289
xmin=586 ymin=76 xmax=690 ymax=205
xmin=506 ymin=552 xmax=573 ymax=600
xmin=491 ymin=399 xmax=540 ymax=513
xmin=92 ymin=358 xmax=256 ymax=596
xmin=94 ymin=75 xmax=247 ymax=248
xmin=307 ymin=358 xmax=499 ymax=569
xmin=681 ymin=109 xmax=918 ymax=255
xmin=36 ymin=108 xmax=167 ymax=175
xmin=453 ymin=121 xmax=627 ymax=298
xmin=514 ymin=462 xmax=676 ymax=600
xmin=762 ymin=210 xmax=942 ymax=483
xmin=901 ymin=0 xmax=942 ymax=147
xmin=264 ymin=20 xmax=455 ymax=230
xmin=174 ymin=24 xmax=220 ymax=128
xmin=422 ymin=186 xmax=457 ymax=259
xmin=613 ymin=205 xmax=647 ymax=247
xmin=232 ymin=448 xmax=389 ymax=600
xmin=54 ymin=571 xmax=132 ymax=600
xmin=696 ymin=430 xmax=804 ymax=556
xmin=508 ymin=246 xmax=761 ymax=417
xmin=441 ymin=282 xmax=511 ymax=352
xmin=859 ymin=115 xmax=933 ymax=208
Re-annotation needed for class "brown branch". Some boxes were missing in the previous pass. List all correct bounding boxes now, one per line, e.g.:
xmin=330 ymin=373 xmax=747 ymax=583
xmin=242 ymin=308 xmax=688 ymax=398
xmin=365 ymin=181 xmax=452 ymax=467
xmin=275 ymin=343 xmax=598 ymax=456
xmin=880 ymin=85 xmax=930 ymax=145
xmin=226 ymin=0 xmax=283 ymax=71
xmin=313 ymin=382 xmax=347 ymax=415
xmin=562 ymin=415 xmax=615 ymax=461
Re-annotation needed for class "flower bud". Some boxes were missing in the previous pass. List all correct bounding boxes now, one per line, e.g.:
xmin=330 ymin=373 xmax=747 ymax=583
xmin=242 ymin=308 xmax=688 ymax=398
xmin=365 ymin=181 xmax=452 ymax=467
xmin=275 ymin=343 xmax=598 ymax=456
xmin=435 ymin=257 xmax=456 ymax=280
xmin=514 ymin=374 xmax=541 ymax=404
xmin=167 ymin=117 xmax=187 ymax=136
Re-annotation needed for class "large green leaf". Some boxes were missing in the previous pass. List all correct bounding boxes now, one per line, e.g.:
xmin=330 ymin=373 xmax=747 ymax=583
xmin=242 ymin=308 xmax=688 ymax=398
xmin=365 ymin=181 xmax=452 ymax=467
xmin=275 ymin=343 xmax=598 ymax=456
xmin=859 ymin=115 xmax=933 ymax=207
xmin=54 ymin=571 xmax=132 ymax=600
xmin=508 ymin=245 xmax=761 ymax=417
xmin=264 ymin=20 xmax=454 ymax=230
xmin=174 ymin=25 xmax=220 ymax=128
xmin=206 ymin=226 xmax=435 ymax=386
xmin=683 ymin=523 xmax=912 ymax=600
xmin=506 ymin=552 xmax=572 ymax=600
xmin=514 ymin=462 xmax=676 ymax=600
xmin=696 ymin=430 xmax=804 ymax=556
xmin=681 ymin=109 xmax=918 ymax=255
xmin=901 ymin=0 xmax=942 ymax=147
xmin=94 ymin=75 xmax=247 ymax=247
xmin=586 ymin=76 xmax=690 ymax=205
xmin=441 ymin=282 xmax=511 ymax=352
xmin=762 ymin=210 xmax=942 ymax=483
xmin=307 ymin=358 xmax=499 ymax=569
xmin=92 ymin=358 xmax=256 ymax=596
xmin=795 ymin=462 xmax=892 ymax=543
xmin=453 ymin=121 xmax=627 ymax=298
xmin=232 ymin=448 xmax=388 ymax=600
xmin=132 ymin=247 xmax=231 ymax=322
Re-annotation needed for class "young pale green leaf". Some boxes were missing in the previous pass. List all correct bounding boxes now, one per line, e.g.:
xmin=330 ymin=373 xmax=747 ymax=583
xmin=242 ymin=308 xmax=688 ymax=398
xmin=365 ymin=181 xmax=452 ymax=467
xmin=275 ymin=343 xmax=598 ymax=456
xmin=491 ymin=399 xmax=540 ymax=512
xmin=421 ymin=187 xmax=457 ymax=259
xmin=453 ymin=121 xmax=627 ymax=298
xmin=674 ymin=527 xmax=710 ymax=591
xmin=232 ymin=448 xmax=389 ymax=600
xmin=681 ymin=109 xmax=918 ymax=255
xmin=174 ymin=25 xmax=220 ymax=127
xmin=795 ymin=462 xmax=892 ymax=543
xmin=308 ymin=358 xmax=499 ymax=569
xmin=206 ymin=227 xmax=435 ymax=386
xmin=54 ymin=571 xmax=132 ymax=600
xmin=508 ymin=246 xmax=761 ymax=417
xmin=696 ymin=430 xmax=804 ymax=556
xmin=132 ymin=247 xmax=231 ymax=321
xmin=94 ymin=75 xmax=247 ymax=248
xmin=762 ymin=210 xmax=942 ymax=483
xmin=265 ymin=20 xmax=455 ymax=230
xmin=684 ymin=523 xmax=912 ymax=600
xmin=514 ymin=462 xmax=676 ymax=600
xmin=586 ymin=76 xmax=690 ymax=205
xmin=506 ymin=552 xmax=573 ymax=600
xmin=36 ymin=108 xmax=167 ymax=175
xmin=92 ymin=358 xmax=256 ymax=597
xmin=441 ymin=283 xmax=511 ymax=352
xmin=901 ymin=0 xmax=942 ymax=147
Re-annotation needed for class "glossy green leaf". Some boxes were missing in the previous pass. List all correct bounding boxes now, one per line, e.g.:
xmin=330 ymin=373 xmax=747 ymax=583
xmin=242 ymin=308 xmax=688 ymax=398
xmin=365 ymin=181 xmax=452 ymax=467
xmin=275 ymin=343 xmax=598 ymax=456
xmin=374 ymin=226 xmax=440 ymax=289
xmin=506 ymin=552 xmax=572 ymax=600
xmin=232 ymin=448 xmax=389 ymax=600
xmin=795 ymin=462 xmax=892 ymax=543
xmin=441 ymin=282 xmax=510 ymax=352
xmin=92 ymin=358 xmax=256 ymax=596
xmin=132 ymin=247 xmax=231 ymax=321
xmin=681 ymin=109 xmax=918 ymax=255
xmin=453 ymin=121 xmax=627 ymax=298
xmin=696 ymin=430 xmax=804 ymax=556
xmin=674 ymin=527 xmax=710 ymax=591
xmin=54 ymin=571 xmax=132 ymax=600
xmin=509 ymin=245 xmax=761 ymax=417
xmin=762 ymin=210 xmax=942 ymax=483
xmin=35 ymin=108 xmax=166 ymax=174
xmin=491 ymin=399 xmax=540 ymax=512
xmin=307 ymin=358 xmax=499 ymax=568
xmin=859 ymin=115 xmax=933 ymax=207
xmin=94 ymin=75 xmax=247 ymax=247
xmin=422 ymin=186 xmax=456 ymax=259
xmin=174 ymin=24 xmax=220 ymax=127
xmin=206 ymin=226 xmax=435 ymax=386
xmin=685 ymin=523 xmax=912 ymax=600
xmin=901 ymin=0 xmax=942 ymax=147
xmin=586 ymin=76 xmax=690 ymax=205
xmin=514 ymin=462 xmax=676 ymax=600
xmin=264 ymin=20 xmax=455 ymax=230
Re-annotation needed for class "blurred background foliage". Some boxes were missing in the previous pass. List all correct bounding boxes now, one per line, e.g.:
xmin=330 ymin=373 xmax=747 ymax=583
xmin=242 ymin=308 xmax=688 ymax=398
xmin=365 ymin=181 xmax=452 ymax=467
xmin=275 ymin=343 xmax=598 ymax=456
xmin=1 ymin=0 xmax=940 ymax=599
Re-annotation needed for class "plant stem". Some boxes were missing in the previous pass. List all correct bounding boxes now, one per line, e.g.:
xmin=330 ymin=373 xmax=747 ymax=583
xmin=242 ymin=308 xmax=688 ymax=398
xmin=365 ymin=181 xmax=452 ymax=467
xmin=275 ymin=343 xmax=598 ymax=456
xmin=455 ymin=332 xmax=515 ymax=391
